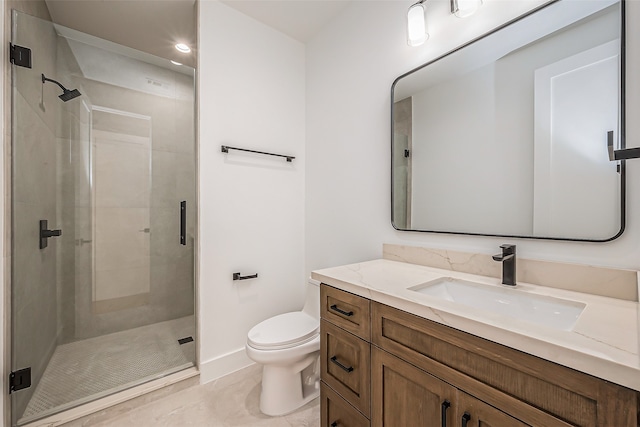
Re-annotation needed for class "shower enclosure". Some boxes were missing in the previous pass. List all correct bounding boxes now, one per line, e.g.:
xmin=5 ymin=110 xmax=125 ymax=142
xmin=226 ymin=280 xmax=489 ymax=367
xmin=10 ymin=10 xmax=196 ymax=425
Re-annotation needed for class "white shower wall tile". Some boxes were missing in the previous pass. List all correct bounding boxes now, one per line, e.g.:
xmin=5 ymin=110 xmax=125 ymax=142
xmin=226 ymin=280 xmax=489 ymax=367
xmin=93 ymin=135 xmax=151 ymax=209
xmin=94 ymin=207 xmax=150 ymax=271
xmin=94 ymin=266 xmax=150 ymax=301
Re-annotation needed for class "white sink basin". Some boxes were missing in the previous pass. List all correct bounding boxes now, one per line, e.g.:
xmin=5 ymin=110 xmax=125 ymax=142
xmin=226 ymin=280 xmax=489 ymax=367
xmin=409 ymin=277 xmax=586 ymax=331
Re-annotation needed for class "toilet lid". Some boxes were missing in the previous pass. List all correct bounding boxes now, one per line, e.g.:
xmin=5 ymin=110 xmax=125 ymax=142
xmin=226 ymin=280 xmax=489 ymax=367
xmin=247 ymin=312 xmax=319 ymax=350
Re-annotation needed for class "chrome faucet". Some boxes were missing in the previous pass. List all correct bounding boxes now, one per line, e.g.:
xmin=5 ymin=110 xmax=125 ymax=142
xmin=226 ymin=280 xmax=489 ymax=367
xmin=492 ymin=244 xmax=516 ymax=286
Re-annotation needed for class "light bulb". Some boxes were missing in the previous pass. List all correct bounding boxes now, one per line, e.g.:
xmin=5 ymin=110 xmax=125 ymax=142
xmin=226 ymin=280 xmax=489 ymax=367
xmin=407 ymin=3 xmax=428 ymax=47
xmin=175 ymin=43 xmax=191 ymax=53
xmin=452 ymin=0 xmax=482 ymax=18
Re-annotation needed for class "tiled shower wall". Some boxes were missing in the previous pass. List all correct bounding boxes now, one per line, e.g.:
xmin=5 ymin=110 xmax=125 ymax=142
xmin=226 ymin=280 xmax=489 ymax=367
xmin=65 ymin=64 xmax=195 ymax=340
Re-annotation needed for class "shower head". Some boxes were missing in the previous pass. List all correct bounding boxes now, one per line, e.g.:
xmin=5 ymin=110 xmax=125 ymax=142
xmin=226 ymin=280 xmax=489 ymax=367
xmin=58 ymin=88 xmax=81 ymax=102
xmin=41 ymin=74 xmax=81 ymax=102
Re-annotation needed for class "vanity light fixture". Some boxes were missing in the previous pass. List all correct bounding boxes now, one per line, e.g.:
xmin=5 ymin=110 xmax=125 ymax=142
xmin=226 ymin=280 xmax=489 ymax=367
xmin=407 ymin=0 xmax=428 ymax=47
xmin=451 ymin=0 xmax=482 ymax=18
xmin=175 ymin=43 xmax=191 ymax=53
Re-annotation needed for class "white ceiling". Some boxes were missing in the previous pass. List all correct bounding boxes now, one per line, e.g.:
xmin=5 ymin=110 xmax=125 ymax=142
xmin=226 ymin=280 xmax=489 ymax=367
xmin=45 ymin=0 xmax=197 ymax=67
xmin=220 ymin=1 xmax=353 ymax=43
xmin=43 ymin=0 xmax=354 ymax=70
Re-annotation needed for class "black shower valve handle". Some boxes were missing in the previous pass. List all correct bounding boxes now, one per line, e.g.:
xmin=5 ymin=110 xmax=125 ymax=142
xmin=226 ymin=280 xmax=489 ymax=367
xmin=39 ymin=219 xmax=62 ymax=249
xmin=41 ymin=229 xmax=61 ymax=238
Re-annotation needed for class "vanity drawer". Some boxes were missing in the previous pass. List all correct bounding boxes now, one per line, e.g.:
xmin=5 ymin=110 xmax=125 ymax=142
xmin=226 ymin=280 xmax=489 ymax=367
xmin=372 ymin=301 xmax=639 ymax=427
xmin=321 ymin=382 xmax=370 ymax=427
xmin=321 ymin=319 xmax=371 ymax=417
xmin=321 ymin=284 xmax=370 ymax=340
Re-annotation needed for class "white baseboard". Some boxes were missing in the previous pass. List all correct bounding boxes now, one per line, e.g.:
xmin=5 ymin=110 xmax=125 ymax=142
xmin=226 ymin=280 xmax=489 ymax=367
xmin=199 ymin=347 xmax=254 ymax=384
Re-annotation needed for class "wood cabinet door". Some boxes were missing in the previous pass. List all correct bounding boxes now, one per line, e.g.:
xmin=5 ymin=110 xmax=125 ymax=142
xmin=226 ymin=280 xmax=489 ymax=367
xmin=371 ymin=347 xmax=456 ymax=427
xmin=457 ymin=392 xmax=531 ymax=427
xmin=321 ymin=284 xmax=371 ymax=340
xmin=321 ymin=320 xmax=371 ymax=416
xmin=321 ymin=382 xmax=370 ymax=427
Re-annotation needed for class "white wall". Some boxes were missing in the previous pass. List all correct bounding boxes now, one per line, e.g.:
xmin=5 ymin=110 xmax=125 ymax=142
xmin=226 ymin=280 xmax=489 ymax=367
xmin=306 ymin=0 xmax=640 ymax=275
xmin=198 ymin=1 xmax=306 ymax=382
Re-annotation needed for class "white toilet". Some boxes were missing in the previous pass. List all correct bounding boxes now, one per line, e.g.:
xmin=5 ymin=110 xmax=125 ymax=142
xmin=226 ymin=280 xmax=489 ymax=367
xmin=245 ymin=278 xmax=321 ymax=416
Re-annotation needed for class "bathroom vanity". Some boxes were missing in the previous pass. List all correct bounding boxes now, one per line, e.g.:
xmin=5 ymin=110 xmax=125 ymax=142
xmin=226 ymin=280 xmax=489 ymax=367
xmin=315 ymin=249 xmax=640 ymax=427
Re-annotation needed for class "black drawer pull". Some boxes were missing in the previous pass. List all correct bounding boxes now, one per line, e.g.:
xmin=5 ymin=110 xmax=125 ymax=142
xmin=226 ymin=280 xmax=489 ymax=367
xmin=330 ymin=356 xmax=354 ymax=373
xmin=330 ymin=422 xmax=338 ymax=427
xmin=441 ymin=400 xmax=451 ymax=427
xmin=461 ymin=412 xmax=471 ymax=427
xmin=330 ymin=304 xmax=353 ymax=317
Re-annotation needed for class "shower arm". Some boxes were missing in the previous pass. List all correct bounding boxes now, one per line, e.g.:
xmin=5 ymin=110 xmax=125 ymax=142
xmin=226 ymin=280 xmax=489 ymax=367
xmin=41 ymin=74 xmax=69 ymax=92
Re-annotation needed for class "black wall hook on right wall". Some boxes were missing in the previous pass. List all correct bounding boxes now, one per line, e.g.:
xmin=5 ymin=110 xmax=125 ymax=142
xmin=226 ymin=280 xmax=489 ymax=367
xmin=608 ymin=131 xmax=640 ymax=160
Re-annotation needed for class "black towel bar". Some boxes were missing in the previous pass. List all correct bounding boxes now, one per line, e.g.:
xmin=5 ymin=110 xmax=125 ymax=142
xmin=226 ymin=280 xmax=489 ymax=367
xmin=221 ymin=145 xmax=295 ymax=162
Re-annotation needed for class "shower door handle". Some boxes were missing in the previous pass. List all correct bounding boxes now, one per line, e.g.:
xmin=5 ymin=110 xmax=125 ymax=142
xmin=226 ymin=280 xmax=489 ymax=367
xmin=180 ymin=201 xmax=186 ymax=246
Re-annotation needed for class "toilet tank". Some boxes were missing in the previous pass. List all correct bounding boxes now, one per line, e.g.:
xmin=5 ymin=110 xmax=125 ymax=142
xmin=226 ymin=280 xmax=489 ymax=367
xmin=302 ymin=278 xmax=321 ymax=320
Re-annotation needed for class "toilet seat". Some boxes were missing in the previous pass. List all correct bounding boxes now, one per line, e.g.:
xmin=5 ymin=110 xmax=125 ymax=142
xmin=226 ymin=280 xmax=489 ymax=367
xmin=247 ymin=312 xmax=319 ymax=351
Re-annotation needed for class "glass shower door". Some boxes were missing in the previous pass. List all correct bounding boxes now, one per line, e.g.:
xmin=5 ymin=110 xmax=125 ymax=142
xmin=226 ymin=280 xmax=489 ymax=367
xmin=10 ymin=10 xmax=94 ymax=424
xmin=11 ymin=10 xmax=196 ymax=426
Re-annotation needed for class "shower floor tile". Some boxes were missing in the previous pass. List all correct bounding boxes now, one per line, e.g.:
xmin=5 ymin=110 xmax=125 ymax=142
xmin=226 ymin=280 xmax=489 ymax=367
xmin=20 ymin=316 xmax=195 ymax=424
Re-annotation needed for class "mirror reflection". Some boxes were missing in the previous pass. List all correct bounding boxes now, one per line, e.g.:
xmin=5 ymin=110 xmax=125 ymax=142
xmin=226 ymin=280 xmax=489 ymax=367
xmin=392 ymin=0 xmax=624 ymax=241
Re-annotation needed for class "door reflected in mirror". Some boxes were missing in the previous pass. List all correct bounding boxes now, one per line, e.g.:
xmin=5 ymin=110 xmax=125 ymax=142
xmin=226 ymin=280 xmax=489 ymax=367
xmin=391 ymin=0 xmax=624 ymax=242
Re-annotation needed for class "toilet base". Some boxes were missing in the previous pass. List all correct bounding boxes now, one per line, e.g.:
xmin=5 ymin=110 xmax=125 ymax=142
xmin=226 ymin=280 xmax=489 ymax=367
xmin=259 ymin=351 xmax=320 ymax=416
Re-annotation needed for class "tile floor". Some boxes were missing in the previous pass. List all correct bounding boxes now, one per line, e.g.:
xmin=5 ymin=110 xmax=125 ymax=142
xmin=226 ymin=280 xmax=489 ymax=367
xmin=64 ymin=364 xmax=320 ymax=426
xmin=21 ymin=317 xmax=195 ymax=424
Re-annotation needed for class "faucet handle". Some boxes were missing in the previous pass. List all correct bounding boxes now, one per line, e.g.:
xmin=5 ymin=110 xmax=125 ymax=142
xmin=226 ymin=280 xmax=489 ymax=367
xmin=495 ymin=244 xmax=517 ymax=286
xmin=499 ymin=244 xmax=516 ymax=254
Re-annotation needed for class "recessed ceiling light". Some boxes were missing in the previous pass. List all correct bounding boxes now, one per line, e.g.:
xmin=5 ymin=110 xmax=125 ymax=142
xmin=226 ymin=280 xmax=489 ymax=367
xmin=175 ymin=43 xmax=191 ymax=53
xmin=171 ymin=60 xmax=183 ymax=66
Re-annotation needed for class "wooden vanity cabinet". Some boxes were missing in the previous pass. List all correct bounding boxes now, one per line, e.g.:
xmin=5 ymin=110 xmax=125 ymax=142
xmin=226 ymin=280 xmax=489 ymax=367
xmin=456 ymin=392 xmax=532 ymax=427
xmin=321 ymin=319 xmax=371 ymax=416
xmin=319 ymin=284 xmax=639 ymax=427
xmin=371 ymin=347 xmax=456 ymax=426
xmin=321 ymin=284 xmax=370 ymax=340
xmin=320 ymin=285 xmax=371 ymax=427
xmin=321 ymin=382 xmax=369 ymax=427
xmin=372 ymin=346 xmax=533 ymax=427
xmin=372 ymin=301 xmax=639 ymax=427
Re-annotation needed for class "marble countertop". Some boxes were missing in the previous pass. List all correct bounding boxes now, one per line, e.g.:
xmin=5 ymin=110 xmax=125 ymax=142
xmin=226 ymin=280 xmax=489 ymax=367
xmin=312 ymin=259 xmax=640 ymax=392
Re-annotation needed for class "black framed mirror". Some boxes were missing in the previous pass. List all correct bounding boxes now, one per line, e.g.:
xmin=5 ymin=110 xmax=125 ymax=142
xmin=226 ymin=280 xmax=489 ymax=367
xmin=391 ymin=0 xmax=625 ymax=242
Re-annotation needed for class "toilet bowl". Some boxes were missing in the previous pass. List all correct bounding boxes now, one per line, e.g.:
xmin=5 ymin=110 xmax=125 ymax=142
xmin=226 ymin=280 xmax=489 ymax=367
xmin=245 ymin=278 xmax=321 ymax=416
